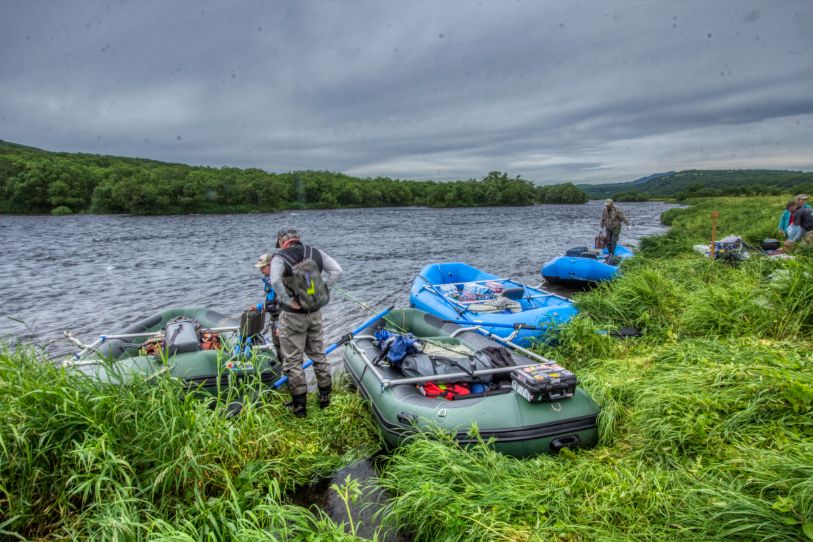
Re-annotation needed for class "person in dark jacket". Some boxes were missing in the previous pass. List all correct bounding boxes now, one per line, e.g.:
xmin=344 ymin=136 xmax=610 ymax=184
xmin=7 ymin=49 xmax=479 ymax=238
xmin=790 ymin=204 xmax=813 ymax=242
xmin=269 ymin=227 xmax=342 ymax=418
xmin=600 ymin=199 xmax=630 ymax=263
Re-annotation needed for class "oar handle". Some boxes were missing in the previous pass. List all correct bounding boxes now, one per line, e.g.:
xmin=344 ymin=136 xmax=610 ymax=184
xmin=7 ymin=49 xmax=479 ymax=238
xmin=441 ymin=319 xmax=543 ymax=331
xmin=272 ymin=305 xmax=394 ymax=389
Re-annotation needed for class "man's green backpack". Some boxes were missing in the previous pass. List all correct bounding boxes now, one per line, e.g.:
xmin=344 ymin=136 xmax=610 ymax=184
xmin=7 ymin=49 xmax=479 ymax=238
xmin=281 ymin=245 xmax=330 ymax=312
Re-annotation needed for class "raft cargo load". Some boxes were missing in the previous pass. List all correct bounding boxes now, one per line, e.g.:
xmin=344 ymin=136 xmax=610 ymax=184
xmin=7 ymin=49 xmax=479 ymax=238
xmin=410 ymin=262 xmax=578 ymax=347
xmin=541 ymin=244 xmax=633 ymax=284
xmin=63 ymin=307 xmax=281 ymax=395
xmin=342 ymin=308 xmax=599 ymax=457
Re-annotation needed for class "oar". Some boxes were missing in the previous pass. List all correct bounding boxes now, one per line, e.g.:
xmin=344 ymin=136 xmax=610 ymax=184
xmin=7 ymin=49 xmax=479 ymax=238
xmin=271 ymin=305 xmax=394 ymax=389
xmin=441 ymin=319 xmax=546 ymax=331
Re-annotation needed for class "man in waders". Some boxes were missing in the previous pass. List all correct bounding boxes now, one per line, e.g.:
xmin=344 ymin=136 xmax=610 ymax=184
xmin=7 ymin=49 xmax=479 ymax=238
xmin=252 ymin=252 xmax=282 ymax=360
xmin=600 ymin=199 xmax=630 ymax=265
xmin=269 ymin=227 xmax=342 ymax=418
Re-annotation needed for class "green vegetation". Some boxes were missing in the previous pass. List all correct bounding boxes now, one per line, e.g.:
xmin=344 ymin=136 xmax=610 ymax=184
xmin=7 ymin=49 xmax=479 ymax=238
xmin=373 ymin=196 xmax=812 ymax=541
xmin=536 ymin=182 xmax=588 ymax=204
xmin=0 ymin=351 xmax=381 ymax=540
xmin=2 ymin=196 xmax=811 ymax=540
xmin=0 ymin=140 xmax=588 ymax=214
xmin=581 ymin=169 xmax=813 ymax=201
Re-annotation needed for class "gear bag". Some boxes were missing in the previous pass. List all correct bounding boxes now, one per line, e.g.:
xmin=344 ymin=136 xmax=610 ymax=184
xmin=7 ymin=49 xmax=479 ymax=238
xmin=164 ymin=317 xmax=200 ymax=356
xmin=280 ymin=245 xmax=330 ymax=312
xmin=401 ymin=352 xmax=493 ymax=383
xmin=374 ymin=328 xmax=424 ymax=366
xmin=240 ymin=309 xmax=265 ymax=339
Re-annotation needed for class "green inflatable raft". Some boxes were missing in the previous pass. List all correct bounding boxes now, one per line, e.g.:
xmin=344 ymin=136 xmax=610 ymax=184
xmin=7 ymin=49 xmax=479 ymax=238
xmin=342 ymin=308 xmax=599 ymax=457
xmin=63 ymin=307 xmax=281 ymax=395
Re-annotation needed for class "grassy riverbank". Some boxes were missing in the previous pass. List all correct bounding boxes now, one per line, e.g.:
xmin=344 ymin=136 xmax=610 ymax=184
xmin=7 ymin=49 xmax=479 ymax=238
xmin=373 ymin=196 xmax=813 ymax=540
xmin=1 ymin=196 xmax=811 ymax=540
xmin=0 ymin=351 xmax=380 ymax=540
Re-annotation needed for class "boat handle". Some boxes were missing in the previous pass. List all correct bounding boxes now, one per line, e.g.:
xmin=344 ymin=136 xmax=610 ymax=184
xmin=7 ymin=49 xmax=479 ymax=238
xmin=396 ymin=412 xmax=418 ymax=425
xmin=550 ymin=435 xmax=581 ymax=453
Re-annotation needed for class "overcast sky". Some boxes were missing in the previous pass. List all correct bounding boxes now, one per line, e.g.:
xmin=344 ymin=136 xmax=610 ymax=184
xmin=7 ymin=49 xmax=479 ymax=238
xmin=1 ymin=1 xmax=812 ymax=184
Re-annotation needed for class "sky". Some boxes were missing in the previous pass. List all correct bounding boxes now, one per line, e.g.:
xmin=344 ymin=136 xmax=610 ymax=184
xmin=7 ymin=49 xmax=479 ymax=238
xmin=1 ymin=1 xmax=812 ymax=185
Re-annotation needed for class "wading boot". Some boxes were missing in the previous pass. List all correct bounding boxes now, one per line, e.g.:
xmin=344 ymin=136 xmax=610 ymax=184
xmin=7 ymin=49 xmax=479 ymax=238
xmin=284 ymin=393 xmax=307 ymax=418
xmin=318 ymin=385 xmax=332 ymax=409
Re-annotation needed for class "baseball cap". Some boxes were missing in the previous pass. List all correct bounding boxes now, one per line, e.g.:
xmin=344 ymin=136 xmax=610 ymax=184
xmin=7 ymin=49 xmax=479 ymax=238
xmin=254 ymin=253 xmax=273 ymax=268
xmin=605 ymin=199 xmax=613 ymax=205
xmin=275 ymin=226 xmax=300 ymax=248
xmin=796 ymin=194 xmax=809 ymax=200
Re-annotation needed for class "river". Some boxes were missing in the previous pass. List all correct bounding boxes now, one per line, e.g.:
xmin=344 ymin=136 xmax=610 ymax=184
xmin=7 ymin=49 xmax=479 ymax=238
xmin=0 ymin=201 xmax=676 ymax=355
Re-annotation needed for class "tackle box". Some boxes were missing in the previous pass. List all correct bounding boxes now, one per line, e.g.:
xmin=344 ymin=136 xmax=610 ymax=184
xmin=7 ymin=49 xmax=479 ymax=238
xmin=511 ymin=363 xmax=577 ymax=403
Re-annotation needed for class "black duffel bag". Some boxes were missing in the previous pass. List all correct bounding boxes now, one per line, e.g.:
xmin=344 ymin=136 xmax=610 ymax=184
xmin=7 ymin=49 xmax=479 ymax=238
xmin=401 ymin=353 xmax=492 ymax=383
xmin=760 ymin=238 xmax=780 ymax=251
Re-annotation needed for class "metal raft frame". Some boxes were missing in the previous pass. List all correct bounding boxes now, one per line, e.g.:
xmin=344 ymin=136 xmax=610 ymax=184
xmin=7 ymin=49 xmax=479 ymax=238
xmin=348 ymin=324 xmax=561 ymax=390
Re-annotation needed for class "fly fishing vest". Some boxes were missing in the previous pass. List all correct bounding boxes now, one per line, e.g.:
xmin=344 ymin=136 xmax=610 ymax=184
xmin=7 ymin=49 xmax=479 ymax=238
xmin=277 ymin=243 xmax=329 ymax=313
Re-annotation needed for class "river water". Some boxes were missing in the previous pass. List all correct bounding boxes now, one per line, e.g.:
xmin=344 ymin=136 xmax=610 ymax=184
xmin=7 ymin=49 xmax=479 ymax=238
xmin=0 ymin=201 xmax=676 ymax=354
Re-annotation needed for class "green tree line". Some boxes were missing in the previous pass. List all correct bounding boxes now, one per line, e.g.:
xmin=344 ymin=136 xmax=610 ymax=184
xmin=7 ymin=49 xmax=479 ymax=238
xmin=0 ymin=141 xmax=587 ymax=215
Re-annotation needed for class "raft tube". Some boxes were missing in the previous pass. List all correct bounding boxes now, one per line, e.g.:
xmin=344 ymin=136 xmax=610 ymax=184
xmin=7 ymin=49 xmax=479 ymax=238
xmin=541 ymin=245 xmax=633 ymax=284
xmin=410 ymin=262 xmax=577 ymax=347
xmin=69 ymin=307 xmax=281 ymax=394
xmin=342 ymin=308 xmax=599 ymax=457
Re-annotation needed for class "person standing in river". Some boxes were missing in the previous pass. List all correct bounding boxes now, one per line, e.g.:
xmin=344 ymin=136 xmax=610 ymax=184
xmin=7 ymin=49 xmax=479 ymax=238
xmin=270 ymin=227 xmax=342 ymax=418
xmin=600 ymin=199 xmax=630 ymax=264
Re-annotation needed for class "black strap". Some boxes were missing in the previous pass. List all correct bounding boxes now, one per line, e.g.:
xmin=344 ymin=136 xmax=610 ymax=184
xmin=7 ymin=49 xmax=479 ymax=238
xmin=167 ymin=325 xmax=182 ymax=345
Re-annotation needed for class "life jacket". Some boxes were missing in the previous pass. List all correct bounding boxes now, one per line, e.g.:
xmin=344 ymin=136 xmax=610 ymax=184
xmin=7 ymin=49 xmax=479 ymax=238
xmin=278 ymin=243 xmax=330 ymax=313
xmin=419 ymin=381 xmax=471 ymax=400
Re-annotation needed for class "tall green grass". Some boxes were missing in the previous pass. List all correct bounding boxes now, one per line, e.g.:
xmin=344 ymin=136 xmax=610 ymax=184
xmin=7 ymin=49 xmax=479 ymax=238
xmin=374 ymin=196 xmax=813 ymax=541
xmin=0 ymin=347 xmax=380 ymax=540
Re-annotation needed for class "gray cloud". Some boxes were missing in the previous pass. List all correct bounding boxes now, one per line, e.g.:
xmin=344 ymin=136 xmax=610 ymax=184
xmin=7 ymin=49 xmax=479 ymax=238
xmin=1 ymin=0 xmax=812 ymax=184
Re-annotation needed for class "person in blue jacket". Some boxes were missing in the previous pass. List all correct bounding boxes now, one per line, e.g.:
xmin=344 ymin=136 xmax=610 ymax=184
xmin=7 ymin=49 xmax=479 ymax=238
xmin=252 ymin=252 xmax=282 ymax=358
xmin=778 ymin=200 xmax=799 ymax=238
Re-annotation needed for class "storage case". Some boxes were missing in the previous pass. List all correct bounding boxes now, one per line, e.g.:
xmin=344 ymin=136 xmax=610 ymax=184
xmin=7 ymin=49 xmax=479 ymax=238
xmin=164 ymin=318 xmax=200 ymax=355
xmin=511 ymin=363 xmax=577 ymax=403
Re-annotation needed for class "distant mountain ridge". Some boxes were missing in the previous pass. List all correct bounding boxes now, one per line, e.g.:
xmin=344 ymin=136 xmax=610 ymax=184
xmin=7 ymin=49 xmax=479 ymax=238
xmin=579 ymin=169 xmax=813 ymax=199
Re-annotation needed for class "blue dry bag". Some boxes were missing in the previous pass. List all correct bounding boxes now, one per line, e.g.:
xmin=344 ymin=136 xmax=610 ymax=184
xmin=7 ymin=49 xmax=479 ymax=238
xmin=374 ymin=329 xmax=424 ymax=366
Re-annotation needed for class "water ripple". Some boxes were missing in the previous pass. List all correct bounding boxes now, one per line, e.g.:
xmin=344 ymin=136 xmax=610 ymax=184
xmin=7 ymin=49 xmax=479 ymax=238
xmin=0 ymin=202 xmax=677 ymax=355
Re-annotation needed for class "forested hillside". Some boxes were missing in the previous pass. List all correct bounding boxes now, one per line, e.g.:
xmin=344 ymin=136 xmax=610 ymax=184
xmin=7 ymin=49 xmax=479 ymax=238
xmin=580 ymin=169 xmax=813 ymax=201
xmin=0 ymin=140 xmax=587 ymax=215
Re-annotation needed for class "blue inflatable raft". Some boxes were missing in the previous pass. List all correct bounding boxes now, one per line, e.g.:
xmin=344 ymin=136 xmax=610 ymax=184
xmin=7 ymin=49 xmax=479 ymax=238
xmin=541 ymin=245 xmax=633 ymax=284
xmin=410 ymin=262 xmax=578 ymax=346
